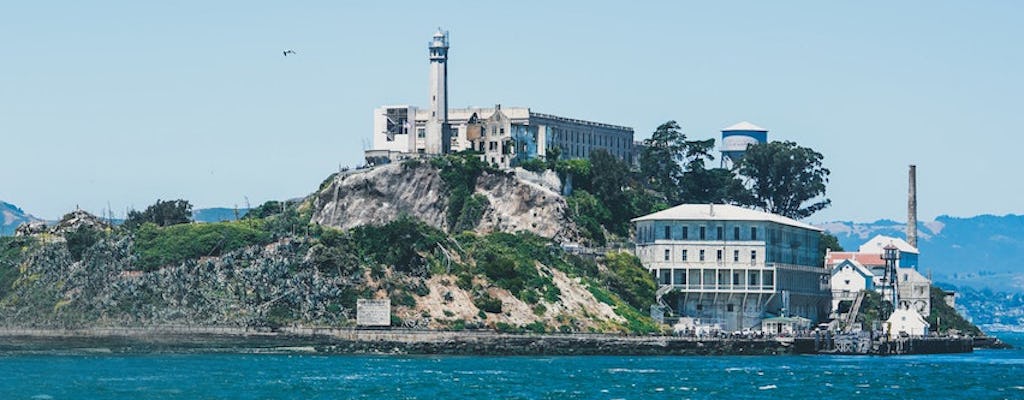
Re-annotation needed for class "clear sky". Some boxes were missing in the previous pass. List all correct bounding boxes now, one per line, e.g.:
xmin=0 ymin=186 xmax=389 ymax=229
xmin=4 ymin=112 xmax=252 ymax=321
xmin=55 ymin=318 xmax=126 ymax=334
xmin=3 ymin=1 xmax=1022 ymax=223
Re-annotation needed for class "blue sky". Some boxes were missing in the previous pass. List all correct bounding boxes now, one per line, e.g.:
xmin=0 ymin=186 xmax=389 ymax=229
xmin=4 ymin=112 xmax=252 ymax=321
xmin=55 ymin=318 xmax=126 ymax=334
xmin=2 ymin=1 xmax=1022 ymax=222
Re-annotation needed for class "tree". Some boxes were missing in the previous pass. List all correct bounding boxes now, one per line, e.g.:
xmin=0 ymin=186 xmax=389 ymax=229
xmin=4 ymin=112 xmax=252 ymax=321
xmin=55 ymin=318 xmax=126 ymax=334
xmin=736 ymin=141 xmax=831 ymax=219
xmin=125 ymin=199 xmax=193 ymax=229
xmin=639 ymin=121 xmax=687 ymax=203
xmin=544 ymin=146 xmax=561 ymax=170
xmin=588 ymin=149 xmax=632 ymax=234
xmin=819 ymin=232 xmax=844 ymax=267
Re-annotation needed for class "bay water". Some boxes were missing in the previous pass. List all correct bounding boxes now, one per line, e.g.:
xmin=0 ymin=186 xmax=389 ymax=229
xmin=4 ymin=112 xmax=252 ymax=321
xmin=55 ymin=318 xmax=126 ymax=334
xmin=2 ymin=333 xmax=1023 ymax=399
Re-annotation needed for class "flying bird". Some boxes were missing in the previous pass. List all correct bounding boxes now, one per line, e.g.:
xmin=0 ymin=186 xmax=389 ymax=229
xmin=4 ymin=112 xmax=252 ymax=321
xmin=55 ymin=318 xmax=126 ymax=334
xmin=283 ymin=49 xmax=297 ymax=57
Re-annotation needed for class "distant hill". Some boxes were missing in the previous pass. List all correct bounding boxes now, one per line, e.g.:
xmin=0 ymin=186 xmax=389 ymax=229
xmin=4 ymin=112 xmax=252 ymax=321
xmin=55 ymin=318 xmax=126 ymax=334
xmin=820 ymin=214 xmax=1024 ymax=292
xmin=0 ymin=201 xmax=43 ymax=236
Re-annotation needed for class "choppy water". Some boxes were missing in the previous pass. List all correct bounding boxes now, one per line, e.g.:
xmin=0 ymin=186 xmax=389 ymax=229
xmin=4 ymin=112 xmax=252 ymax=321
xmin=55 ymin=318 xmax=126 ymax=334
xmin=2 ymin=333 xmax=1023 ymax=399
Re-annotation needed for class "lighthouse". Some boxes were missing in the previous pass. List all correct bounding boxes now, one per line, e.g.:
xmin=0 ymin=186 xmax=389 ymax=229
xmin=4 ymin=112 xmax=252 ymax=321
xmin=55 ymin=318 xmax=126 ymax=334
xmin=425 ymin=28 xmax=451 ymax=155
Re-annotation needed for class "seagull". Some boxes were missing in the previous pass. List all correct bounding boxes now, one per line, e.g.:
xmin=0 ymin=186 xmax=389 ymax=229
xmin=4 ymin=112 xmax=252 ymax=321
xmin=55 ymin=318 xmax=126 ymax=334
xmin=283 ymin=49 xmax=297 ymax=57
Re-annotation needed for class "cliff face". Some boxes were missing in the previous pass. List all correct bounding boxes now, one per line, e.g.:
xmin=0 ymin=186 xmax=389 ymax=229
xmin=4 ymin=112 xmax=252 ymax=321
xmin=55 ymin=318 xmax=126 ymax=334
xmin=309 ymin=163 xmax=579 ymax=242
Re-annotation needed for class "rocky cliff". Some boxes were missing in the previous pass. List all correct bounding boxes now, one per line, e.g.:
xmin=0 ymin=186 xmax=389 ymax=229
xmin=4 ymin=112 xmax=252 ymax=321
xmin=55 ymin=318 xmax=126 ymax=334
xmin=309 ymin=162 xmax=580 ymax=243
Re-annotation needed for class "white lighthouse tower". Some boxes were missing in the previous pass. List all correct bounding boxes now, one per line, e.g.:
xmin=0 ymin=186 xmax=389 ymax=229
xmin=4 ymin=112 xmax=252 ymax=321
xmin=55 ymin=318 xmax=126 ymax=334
xmin=425 ymin=28 xmax=451 ymax=155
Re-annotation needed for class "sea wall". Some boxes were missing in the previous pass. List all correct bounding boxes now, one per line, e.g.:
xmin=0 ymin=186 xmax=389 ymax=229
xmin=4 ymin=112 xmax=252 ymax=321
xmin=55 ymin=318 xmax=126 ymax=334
xmin=0 ymin=327 xmax=790 ymax=356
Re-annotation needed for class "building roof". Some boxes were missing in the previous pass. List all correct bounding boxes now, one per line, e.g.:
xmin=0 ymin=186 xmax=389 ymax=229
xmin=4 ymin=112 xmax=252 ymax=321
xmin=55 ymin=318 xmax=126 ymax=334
xmin=631 ymin=204 xmax=822 ymax=231
xmin=898 ymin=267 xmax=931 ymax=284
xmin=722 ymin=121 xmax=767 ymax=132
xmin=830 ymin=259 xmax=874 ymax=278
xmin=858 ymin=234 xmax=920 ymax=255
xmin=826 ymin=251 xmax=885 ymax=267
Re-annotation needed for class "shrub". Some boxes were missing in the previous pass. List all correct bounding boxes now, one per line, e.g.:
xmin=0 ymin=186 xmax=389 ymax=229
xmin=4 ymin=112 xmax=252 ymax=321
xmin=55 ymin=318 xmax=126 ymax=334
xmin=65 ymin=226 xmax=101 ymax=262
xmin=473 ymin=292 xmax=502 ymax=314
xmin=518 ymin=158 xmax=547 ymax=172
xmin=133 ymin=220 xmax=272 ymax=271
xmin=125 ymin=199 xmax=193 ymax=229
xmin=600 ymin=251 xmax=657 ymax=312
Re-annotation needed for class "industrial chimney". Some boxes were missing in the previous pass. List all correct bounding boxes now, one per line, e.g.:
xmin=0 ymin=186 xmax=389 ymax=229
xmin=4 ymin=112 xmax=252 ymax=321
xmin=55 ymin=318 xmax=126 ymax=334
xmin=907 ymin=164 xmax=918 ymax=249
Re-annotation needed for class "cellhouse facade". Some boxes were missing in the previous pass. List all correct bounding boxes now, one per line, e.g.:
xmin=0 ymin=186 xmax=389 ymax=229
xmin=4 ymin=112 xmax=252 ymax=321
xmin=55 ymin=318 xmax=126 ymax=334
xmin=633 ymin=204 xmax=830 ymax=332
xmin=365 ymin=29 xmax=634 ymax=169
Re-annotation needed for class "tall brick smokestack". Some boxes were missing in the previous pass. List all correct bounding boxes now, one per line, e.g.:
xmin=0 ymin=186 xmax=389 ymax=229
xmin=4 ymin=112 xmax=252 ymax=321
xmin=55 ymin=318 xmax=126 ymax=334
xmin=908 ymin=164 xmax=918 ymax=248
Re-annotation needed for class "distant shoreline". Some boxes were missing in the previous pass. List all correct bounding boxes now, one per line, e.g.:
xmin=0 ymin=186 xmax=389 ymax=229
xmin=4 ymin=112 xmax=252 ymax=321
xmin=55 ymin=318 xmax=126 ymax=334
xmin=0 ymin=327 xmax=793 ymax=356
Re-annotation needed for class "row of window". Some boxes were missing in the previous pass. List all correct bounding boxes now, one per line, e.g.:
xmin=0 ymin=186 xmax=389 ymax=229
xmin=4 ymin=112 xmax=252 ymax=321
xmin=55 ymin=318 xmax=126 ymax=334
xmin=549 ymin=129 xmax=630 ymax=149
xmin=655 ymin=268 xmax=775 ymax=287
xmin=663 ymin=249 xmax=758 ymax=263
xmin=661 ymin=225 xmax=757 ymax=241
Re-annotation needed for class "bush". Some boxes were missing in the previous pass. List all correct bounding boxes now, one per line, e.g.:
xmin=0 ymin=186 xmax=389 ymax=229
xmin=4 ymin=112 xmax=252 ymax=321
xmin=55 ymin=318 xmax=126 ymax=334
xmin=600 ymin=251 xmax=657 ymax=312
xmin=133 ymin=220 xmax=272 ymax=270
xmin=473 ymin=292 xmax=503 ymax=314
xmin=349 ymin=215 xmax=446 ymax=275
xmin=65 ymin=226 xmax=102 ymax=262
xmin=518 ymin=158 xmax=547 ymax=172
xmin=125 ymin=199 xmax=193 ymax=229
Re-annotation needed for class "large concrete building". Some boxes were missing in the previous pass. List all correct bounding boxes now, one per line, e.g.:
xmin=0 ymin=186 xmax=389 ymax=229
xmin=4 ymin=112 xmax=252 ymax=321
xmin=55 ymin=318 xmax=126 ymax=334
xmin=365 ymin=29 xmax=634 ymax=168
xmin=633 ymin=204 xmax=830 ymax=332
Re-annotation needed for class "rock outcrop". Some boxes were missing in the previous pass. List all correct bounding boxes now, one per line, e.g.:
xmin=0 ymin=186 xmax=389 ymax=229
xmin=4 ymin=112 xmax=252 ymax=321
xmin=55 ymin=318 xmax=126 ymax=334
xmin=310 ymin=163 xmax=579 ymax=242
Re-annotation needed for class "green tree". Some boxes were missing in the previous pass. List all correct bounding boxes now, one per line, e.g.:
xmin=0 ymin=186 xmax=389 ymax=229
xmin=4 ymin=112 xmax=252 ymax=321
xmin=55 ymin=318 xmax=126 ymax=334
xmin=819 ymin=232 xmax=844 ymax=266
xmin=544 ymin=146 xmax=561 ymax=170
xmin=125 ymin=199 xmax=193 ymax=229
xmin=639 ymin=121 xmax=687 ymax=203
xmin=588 ymin=149 xmax=632 ymax=235
xmin=736 ymin=141 xmax=831 ymax=219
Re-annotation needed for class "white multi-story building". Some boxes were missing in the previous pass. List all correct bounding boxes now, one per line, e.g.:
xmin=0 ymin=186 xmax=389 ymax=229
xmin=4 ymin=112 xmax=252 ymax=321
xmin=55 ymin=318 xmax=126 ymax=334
xmin=365 ymin=29 xmax=634 ymax=169
xmin=633 ymin=204 xmax=830 ymax=332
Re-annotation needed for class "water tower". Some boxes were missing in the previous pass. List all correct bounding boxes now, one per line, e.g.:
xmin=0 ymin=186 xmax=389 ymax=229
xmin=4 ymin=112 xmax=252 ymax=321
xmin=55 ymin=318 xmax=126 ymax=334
xmin=720 ymin=121 xmax=768 ymax=168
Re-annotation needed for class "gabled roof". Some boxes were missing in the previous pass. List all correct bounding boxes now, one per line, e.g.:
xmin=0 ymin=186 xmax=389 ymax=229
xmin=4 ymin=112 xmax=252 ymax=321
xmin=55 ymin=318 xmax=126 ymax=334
xmin=858 ymin=234 xmax=920 ymax=255
xmin=722 ymin=121 xmax=767 ymax=132
xmin=631 ymin=204 xmax=821 ymax=231
xmin=830 ymin=259 xmax=874 ymax=278
xmin=826 ymin=251 xmax=885 ymax=267
xmin=897 ymin=267 xmax=931 ymax=284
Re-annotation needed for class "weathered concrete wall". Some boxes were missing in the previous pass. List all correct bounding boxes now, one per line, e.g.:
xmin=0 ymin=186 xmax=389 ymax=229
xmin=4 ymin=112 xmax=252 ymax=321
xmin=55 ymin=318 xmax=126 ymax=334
xmin=0 ymin=328 xmax=790 ymax=355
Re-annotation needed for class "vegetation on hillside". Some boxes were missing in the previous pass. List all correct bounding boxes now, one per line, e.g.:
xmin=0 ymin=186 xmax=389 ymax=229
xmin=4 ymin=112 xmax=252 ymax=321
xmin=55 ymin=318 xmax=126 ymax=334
xmin=428 ymin=152 xmax=501 ymax=232
xmin=124 ymin=199 xmax=193 ymax=229
xmin=927 ymin=286 xmax=983 ymax=336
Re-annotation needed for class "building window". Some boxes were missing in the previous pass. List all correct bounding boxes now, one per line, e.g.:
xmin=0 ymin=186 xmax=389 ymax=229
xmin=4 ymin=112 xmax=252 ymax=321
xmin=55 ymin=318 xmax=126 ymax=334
xmin=699 ymin=249 xmax=705 ymax=261
xmin=733 ymin=250 xmax=739 ymax=262
xmin=750 ymin=273 xmax=758 ymax=285
xmin=727 ymin=304 xmax=735 ymax=312
xmin=717 ymin=227 xmax=724 ymax=240
xmin=751 ymin=227 xmax=757 ymax=240
xmin=664 ymin=226 xmax=671 ymax=240
xmin=716 ymin=250 xmax=723 ymax=261
xmin=500 ymin=128 xmax=505 ymax=134
xmin=681 ymin=249 xmax=688 ymax=261
xmin=699 ymin=226 xmax=706 ymax=240
xmin=750 ymin=250 xmax=757 ymax=263
xmin=664 ymin=249 xmax=670 ymax=261
xmin=417 ymin=128 xmax=426 ymax=138
xmin=732 ymin=273 xmax=740 ymax=285
xmin=682 ymin=226 xmax=689 ymax=239
xmin=696 ymin=304 xmax=703 ymax=311
xmin=734 ymin=226 xmax=740 ymax=240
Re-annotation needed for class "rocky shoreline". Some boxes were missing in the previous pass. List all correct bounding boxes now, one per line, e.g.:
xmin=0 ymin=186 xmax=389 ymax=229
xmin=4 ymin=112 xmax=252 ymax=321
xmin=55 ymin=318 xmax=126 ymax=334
xmin=0 ymin=327 xmax=792 ymax=356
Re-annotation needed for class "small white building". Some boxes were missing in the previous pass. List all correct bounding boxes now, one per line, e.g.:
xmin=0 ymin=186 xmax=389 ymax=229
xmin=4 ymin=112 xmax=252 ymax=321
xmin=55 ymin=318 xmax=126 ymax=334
xmin=825 ymin=235 xmax=931 ymax=317
xmin=887 ymin=306 xmax=930 ymax=337
xmin=829 ymin=259 xmax=874 ymax=312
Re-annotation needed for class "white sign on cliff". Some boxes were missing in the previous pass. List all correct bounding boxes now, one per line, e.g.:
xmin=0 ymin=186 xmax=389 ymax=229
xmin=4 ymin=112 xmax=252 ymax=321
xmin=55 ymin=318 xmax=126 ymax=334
xmin=356 ymin=299 xmax=391 ymax=327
